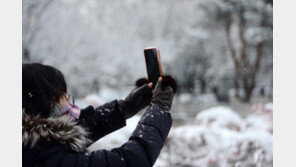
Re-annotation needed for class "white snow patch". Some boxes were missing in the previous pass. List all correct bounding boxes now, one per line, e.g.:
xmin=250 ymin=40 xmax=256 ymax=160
xmin=83 ymin=94 xmax=105 ymax=107
xmin=178 ymin=93 xmax=193 ymax=103
xmin=97 ymin=88 xmax=121 ymax=102
xmin=88 ymin=115 xmax=141 ymax=151
xmin=195 ymin=106 xmax=243 ymax=132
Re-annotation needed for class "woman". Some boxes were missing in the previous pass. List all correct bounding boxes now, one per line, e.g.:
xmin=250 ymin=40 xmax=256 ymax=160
xmin=22 ymin=63 xmax=177 ymax=167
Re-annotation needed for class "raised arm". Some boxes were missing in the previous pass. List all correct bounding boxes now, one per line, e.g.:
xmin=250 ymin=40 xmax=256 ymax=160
xmin=78 ymin=100 xmax=126 ymax=143
xmin=58 ymin=76 xmax=177 ymax=167
xmin=76 ymin=105 xmax=172 ymax=167
xmin=78 ymin=81 xmax=154 ymax=143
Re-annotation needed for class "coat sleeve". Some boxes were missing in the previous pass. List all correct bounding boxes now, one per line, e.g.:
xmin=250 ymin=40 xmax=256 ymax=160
xmin=78 ymin=100 xmax=126 ymax=143
xmin=61 ymin=105 xmax=172 ymax=167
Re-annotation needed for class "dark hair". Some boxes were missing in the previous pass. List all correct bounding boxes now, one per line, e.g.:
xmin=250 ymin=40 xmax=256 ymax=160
xmin=22 ymin=63 xmax=67 ymax=117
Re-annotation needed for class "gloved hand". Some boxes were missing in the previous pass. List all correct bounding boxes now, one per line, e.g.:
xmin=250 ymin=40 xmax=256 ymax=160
xmin=151 ymin=75 xmax=177 ymax=111
xmin=118 ymin=82 xmax=153 ymax=119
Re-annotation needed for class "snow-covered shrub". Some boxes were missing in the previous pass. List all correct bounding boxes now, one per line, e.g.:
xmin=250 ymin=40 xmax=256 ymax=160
xmin=159 ymin=125 xmax=220 ymax=166
xmin=195 ymin=106 xmax=243 ymax=132
xmin=246 ymin=103 xmax=273 ymax=133
xmin=156 ymin=104 xmax=273 ymax=167
xmin=225 ymin=130 xmax=273 ymax=167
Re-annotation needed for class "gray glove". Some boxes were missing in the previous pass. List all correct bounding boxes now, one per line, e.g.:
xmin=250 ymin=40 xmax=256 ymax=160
xmin=118 ymin=84 xmax=153 ymax=119
xmin=151 ymin=79 xmax=175 ymax=111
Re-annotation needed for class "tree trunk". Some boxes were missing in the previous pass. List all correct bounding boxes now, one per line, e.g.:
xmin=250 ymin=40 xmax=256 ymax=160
xmin=224 ymin=8 xmax=265 ymax=103
xmin=200 ymin=79 xmax=206 ymax=94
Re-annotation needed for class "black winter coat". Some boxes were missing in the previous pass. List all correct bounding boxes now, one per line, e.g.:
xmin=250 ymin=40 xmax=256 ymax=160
xmin=22 ymin=100 xmax=172 ymax=167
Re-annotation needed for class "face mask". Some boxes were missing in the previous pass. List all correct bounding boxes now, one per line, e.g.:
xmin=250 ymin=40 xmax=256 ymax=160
xmin=61 ymin=103 xmax=81 ymax=120
xmin=50 ymin=103 xmax=81 ymax=121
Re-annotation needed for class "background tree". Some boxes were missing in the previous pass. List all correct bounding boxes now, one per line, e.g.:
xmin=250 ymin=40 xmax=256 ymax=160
xmin=196 ymin=0 xmax=273 ymax=102
xmin=23 ymin=0 xmax=272 ymax=101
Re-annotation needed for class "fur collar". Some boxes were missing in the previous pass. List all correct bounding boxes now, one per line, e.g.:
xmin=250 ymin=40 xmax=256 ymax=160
xmin=22 ymin=110 xmax=91 ymax=152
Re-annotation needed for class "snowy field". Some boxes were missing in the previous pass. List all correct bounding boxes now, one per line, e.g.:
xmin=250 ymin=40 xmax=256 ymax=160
xmin=77 ymin=92 xmax=273 ymax=167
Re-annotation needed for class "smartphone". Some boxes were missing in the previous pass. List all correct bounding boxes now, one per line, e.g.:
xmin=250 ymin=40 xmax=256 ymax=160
xmin=144 ymin=47 xmax=163 ymax=88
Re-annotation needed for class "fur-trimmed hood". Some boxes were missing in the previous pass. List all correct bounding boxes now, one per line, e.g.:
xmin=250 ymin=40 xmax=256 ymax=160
xmin=22 ymin=110 xmax=91 ymax=152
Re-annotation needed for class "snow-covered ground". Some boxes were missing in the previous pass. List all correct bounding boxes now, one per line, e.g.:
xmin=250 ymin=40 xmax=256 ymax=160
xmin=81 ymin=92 xmax=273 ymax=167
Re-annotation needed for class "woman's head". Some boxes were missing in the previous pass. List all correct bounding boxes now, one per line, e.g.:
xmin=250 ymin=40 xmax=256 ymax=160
xmin=22 ymin=63 xmax=67 ymax=117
